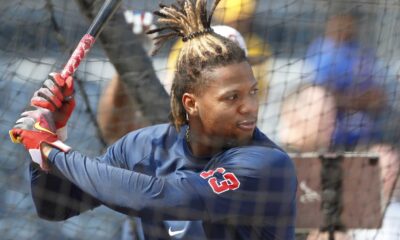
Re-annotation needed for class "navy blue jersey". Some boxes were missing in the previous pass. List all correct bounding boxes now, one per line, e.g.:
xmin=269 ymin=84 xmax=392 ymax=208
xmin=30 ymin=124 xmax=297 ymax=239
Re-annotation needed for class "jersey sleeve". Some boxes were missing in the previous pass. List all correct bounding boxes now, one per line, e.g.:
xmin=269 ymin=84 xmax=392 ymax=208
xmin=47 ymin=145 xmax=297 ymax=228
xmin=97 ymin=126 xmax=163 ymax=169
xmin=30 ymin=163 xmax=101 ymax=221
xmin=47 ymin=148 xmax=208 ymax=220
xmin=29 ymin=133 xmax=137 ymax=220
xmin=30 ymin=127 xmax=164 ymax=221
xmin=97 ymin=130 xmax=147 ymax=168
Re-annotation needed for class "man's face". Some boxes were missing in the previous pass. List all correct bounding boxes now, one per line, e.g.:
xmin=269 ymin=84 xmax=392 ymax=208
xmin=192 ymin=61 xmax=259 ymax=144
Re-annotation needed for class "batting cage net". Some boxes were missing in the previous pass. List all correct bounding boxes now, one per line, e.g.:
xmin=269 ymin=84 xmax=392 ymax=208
xmin=1 ymin=0 xmax=399 ymax=239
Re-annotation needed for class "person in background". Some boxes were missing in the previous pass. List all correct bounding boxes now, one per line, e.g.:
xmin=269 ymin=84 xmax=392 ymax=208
xmin=280 ymin=13 xmax=387 ymax=152
xmin=307 ymin=13 xmax=387 ymax=150
xmin=278 ymin=13 xmax=400 ymax=240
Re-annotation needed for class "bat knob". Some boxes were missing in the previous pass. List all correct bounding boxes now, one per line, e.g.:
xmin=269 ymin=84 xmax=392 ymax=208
xmin=9 ymin=129 xmax=22 ymax=144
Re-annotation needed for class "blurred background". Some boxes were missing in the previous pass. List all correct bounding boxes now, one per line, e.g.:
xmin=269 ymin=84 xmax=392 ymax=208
xmin=0 ymin=0 xmax=399 ymax=239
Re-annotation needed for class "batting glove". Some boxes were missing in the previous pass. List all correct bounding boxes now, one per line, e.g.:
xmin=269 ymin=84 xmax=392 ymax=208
xmin=31 ymin=72 xmax=75 ymax=141
xmin=9 ymin=108 xmax=71 ymax=171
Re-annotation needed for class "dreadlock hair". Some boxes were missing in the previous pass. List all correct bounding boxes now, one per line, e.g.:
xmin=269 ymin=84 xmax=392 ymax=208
xmin=148 ymin=0 xmax=247 ymax=130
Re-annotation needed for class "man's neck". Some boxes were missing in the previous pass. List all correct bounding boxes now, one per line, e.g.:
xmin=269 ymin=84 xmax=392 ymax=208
xmin=187 ymin=140 xmax=222 ymax=158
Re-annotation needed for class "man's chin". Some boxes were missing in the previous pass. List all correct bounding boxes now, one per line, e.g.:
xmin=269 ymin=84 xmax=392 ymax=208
xmin=205 ymin=130 xmax=254 ymax=148
xmin=223 ymin=134 xmax=254 ymax=148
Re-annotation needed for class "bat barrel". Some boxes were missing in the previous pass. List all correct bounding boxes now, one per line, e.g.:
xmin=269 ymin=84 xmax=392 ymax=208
xmin=86 ymin=0 xmax=122 ymax=38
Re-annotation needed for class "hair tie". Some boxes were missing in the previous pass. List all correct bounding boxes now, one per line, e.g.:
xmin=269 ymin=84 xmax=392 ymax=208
xmin=182 ymin=28 xmax=214 ymax=42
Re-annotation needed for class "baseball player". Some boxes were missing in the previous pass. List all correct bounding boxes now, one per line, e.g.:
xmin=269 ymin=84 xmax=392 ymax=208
xmin=10 ymin=0 xmax=297 ymax=239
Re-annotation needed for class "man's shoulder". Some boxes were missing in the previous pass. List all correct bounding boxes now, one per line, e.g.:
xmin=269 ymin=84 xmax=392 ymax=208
xmin=116 ymin=123 xmax=179 ymax=149
xmin=216 ymin=131 xmax=293 ymax=172
xmin=251 ymin=127 xmax=284 ymax=151
xmin=127 ymin=123 xmax=176 ymax=139
xmin=223 ymin=144 xmax=291 ymax=167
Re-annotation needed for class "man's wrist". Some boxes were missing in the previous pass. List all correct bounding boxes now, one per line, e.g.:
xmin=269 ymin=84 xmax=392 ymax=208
xmin=56 ymin=126 xmax=68 ymax=141
xmin=41 ymin=143 xmax=53 ymax=158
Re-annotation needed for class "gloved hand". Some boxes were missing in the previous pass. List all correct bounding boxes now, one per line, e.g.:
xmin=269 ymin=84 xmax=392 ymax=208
xmin=31 ymin=72 xmax=75 ymax=141
xmin=9 ymin=108 xmax=71 ymax=171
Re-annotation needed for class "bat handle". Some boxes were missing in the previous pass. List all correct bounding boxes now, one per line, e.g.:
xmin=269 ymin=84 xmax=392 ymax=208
xmin=60 ymin=34 xmax=96 ymax=79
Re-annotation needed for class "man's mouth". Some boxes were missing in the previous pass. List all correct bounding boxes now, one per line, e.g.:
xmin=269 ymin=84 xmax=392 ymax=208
xmin=237 ymin=119 xmax=257 ymax=131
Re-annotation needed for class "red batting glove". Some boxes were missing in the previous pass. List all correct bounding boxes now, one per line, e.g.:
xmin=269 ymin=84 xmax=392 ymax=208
xmin=9 ymin=108 xmax=71 ymax=171
xmin=31 ymin=72 xmax=75 ymax=141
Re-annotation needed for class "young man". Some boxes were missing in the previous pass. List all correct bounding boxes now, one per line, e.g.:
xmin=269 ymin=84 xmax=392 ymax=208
xmin=97 ymin=23 xmax=252 ymax=145
xmin=10 ymin=0 xmax=297 ymax=239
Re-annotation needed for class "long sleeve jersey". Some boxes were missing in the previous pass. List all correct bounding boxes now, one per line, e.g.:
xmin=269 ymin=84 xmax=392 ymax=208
xmin=30 ymin=124 xmax=297 ymax=239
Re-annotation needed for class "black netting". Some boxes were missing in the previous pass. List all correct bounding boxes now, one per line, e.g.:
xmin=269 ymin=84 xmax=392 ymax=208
xmin=1 ymin=0 xmax=399 ymax=239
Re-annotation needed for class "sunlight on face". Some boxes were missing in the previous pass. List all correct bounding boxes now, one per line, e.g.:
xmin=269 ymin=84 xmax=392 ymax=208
xmin=195 ymin=61 xmax=259 ymax=143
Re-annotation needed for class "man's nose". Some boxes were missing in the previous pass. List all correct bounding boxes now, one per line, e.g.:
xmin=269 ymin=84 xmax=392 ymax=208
xmin=238 ymin=95 xmax=258 ymax=114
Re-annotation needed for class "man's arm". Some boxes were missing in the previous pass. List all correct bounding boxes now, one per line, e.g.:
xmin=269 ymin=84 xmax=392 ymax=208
xmin=30 ymin=121 xmax=144 ymax=221
xmin=334 ymin=87 xmax=387 ymax=112
xmin=41 ymin=144 xmax=209 ymax=219
xmin=30 ymin=162 xmax=101 ymax=221
xmin=41 ymin=145 xmax=297 ymax=225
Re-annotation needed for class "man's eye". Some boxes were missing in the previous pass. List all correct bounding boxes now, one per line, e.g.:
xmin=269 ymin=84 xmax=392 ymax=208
xmin=226 ymin=94 xmax=238 ymax=101
xmin=250 ymin=88 xmax=259 ymax=95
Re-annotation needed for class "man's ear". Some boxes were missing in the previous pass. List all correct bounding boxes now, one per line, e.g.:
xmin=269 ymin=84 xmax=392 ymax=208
xmin=182 ymin=93 xmax=198 ymax=116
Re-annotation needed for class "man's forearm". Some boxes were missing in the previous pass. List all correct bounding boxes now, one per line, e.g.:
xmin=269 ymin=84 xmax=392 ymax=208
xmin=335 ymin=88 xmax=386 ymax=111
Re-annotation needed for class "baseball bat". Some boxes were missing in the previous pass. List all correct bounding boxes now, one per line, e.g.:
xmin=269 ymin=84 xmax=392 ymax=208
xmin=9 ymin=0 xmax=122 ymax=144
xmin=61 ymin=0 xmax=122 ymax=79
